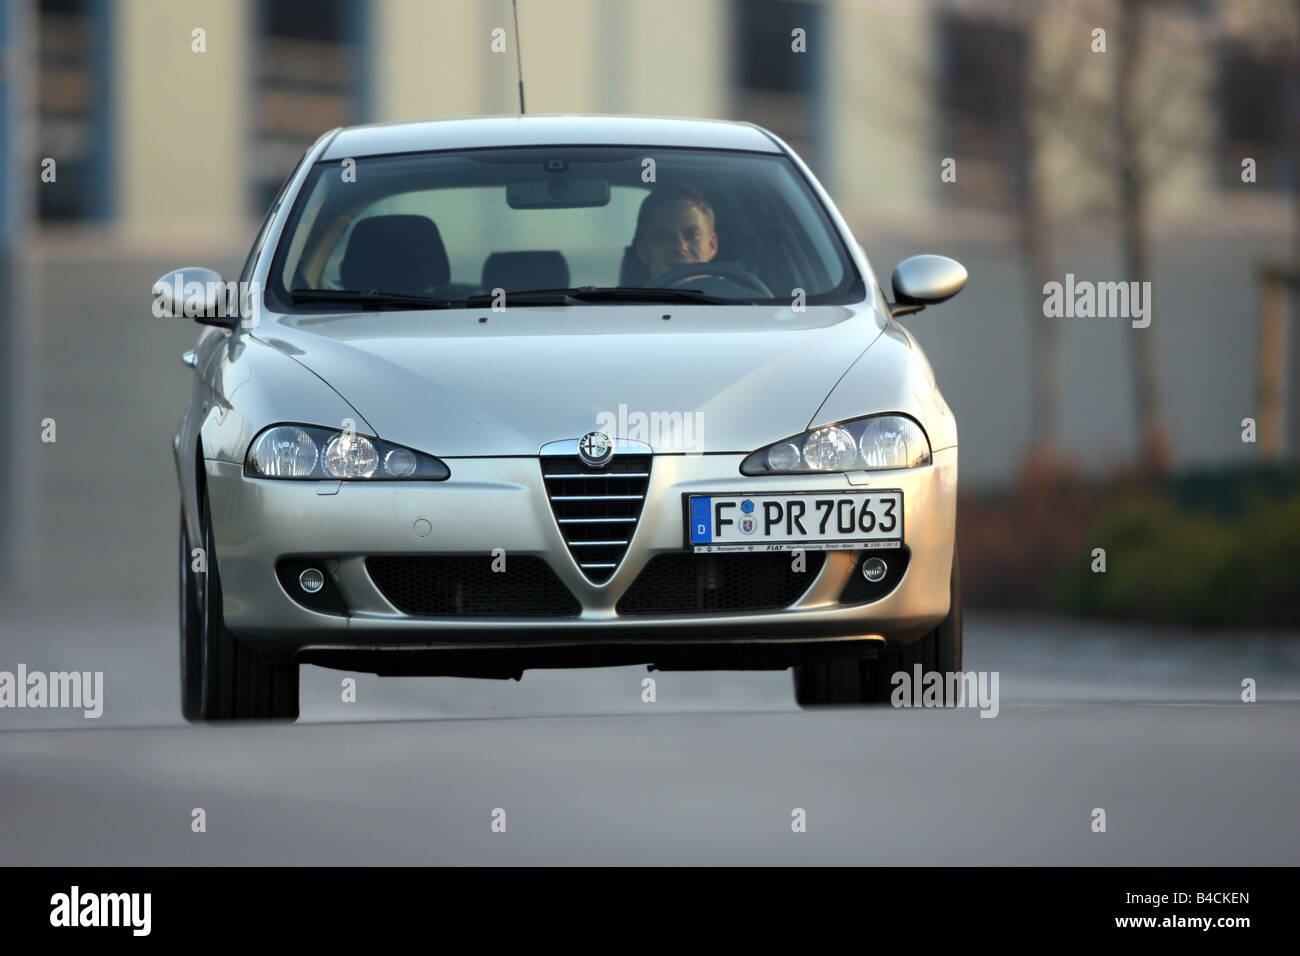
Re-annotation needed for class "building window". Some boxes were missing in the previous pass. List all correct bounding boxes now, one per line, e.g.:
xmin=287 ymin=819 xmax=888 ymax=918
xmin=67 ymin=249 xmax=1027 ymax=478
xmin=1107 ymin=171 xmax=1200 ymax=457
xmin=1216 ymin=40 xmax=1287 ymax=190
xmin=732 ymin=0 xmax=825 ymax=177
xmin=253 ymin=0 xmax=363 ymax=213
xmin=37 ymin=0 xmax=108 ymax=221
xmin=935 ymin=10 xmax=1028 ymax=206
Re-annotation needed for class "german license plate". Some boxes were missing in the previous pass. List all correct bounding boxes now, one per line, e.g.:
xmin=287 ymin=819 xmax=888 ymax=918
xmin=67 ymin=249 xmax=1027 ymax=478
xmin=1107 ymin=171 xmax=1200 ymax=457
xmin=686 ymin=490 xmax=904 ymax=553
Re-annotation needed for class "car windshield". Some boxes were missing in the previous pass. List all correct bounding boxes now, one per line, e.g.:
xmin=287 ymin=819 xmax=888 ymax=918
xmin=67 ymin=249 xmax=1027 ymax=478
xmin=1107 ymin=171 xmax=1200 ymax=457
xmin=267 ymin=146 xmax=863 ymax=310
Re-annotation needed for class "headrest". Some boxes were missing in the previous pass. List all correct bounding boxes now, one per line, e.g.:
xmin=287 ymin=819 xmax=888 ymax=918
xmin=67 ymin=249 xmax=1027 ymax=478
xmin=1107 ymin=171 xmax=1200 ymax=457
xmin=481 ymin=250 xmax=571 ymax=292
xmin=340 ymin=214 xmax=450 ymax=295
xmin=618 ymin=244 xmax=649 ymax=286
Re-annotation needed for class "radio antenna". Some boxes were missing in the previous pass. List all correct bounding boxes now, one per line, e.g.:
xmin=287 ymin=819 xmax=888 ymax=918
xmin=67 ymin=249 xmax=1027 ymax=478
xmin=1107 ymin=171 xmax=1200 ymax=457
xmin=512 ymin=0 xmax=526 ymax=114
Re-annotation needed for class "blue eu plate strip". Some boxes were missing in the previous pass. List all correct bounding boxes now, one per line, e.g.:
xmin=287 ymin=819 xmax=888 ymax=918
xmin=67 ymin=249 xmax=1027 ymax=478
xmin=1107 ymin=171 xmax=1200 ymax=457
xmin=689 ymin=496 xmax=712 ymax=543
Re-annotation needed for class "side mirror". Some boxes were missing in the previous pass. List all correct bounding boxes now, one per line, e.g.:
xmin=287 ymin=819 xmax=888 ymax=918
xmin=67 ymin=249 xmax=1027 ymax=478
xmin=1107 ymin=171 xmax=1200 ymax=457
xmin=889 ymin=255 xmax=967 ymax=317
xmin=152 ymin=266 xmax=239 ymax=328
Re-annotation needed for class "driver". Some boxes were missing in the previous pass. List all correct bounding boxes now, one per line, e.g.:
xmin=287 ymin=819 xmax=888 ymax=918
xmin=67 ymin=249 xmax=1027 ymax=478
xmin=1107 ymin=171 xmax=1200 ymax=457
xmin=632 ymin=182 xmax=719 ymax=283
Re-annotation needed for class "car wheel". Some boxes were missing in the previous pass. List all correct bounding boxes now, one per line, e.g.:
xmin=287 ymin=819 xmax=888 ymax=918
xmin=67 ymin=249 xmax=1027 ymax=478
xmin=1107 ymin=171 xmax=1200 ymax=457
xmin=180 ymin=506 xmax=203 ymax=721
xmin=197 ymin=494 xmax=300 ymax=721
xmin=794 ymin=549 xmax=962 ymax=707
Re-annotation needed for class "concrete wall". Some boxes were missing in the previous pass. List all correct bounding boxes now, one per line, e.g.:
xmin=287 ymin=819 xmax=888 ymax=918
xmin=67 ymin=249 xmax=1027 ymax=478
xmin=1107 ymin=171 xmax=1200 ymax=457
xmin=825 ymin=0 xmax=932 ymax=233
xmin=114 ymin=0 xmax=251 ymax=241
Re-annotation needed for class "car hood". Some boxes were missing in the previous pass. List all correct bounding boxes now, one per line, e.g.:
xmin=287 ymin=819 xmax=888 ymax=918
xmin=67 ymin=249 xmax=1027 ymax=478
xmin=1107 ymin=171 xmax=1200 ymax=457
xmin=253 ymin=304 xmax=886 ymax=456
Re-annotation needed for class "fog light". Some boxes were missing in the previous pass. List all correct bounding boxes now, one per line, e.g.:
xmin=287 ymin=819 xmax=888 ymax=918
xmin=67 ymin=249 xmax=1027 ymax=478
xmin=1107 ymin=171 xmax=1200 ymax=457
xmin=298 ymin=568 xmax=325 ymax=593
xmin=861 ymin=557 xmax=888 ymax=583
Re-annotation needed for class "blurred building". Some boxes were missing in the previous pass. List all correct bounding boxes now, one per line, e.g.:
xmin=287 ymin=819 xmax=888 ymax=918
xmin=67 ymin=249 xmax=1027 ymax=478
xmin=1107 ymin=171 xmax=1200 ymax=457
xmin=18 ymin=0 xmax=1300 ymax=485
xmin=27 ymin=0 xmax=1289 ymax=232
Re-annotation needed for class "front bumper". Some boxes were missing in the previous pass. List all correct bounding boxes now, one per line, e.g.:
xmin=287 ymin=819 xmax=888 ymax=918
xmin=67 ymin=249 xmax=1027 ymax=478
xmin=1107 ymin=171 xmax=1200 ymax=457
xmin=203 ymin=448 xmax=957 ymax=658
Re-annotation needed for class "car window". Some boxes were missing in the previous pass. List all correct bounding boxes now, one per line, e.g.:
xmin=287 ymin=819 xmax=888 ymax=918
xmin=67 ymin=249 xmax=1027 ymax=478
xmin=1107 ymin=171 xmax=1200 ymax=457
xmin=319 ymin=185 xmax=646 ymax=290
xmin=269 ymin=146 xmax=863 ymax=309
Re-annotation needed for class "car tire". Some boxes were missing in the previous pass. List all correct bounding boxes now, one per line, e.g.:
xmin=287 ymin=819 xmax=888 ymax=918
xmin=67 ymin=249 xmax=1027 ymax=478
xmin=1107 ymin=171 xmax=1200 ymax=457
xmin=194 ymin=494 xmax=300 ymax=722
xmin=180 ymin=506 xmax=203 ymax=721
xmin=794 ymin=549 xmax=962 ymax=707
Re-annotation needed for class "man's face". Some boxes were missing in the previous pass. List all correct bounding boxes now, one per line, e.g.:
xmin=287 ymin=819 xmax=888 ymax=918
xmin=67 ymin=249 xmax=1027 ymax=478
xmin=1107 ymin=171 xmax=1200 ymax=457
xmin=634 ymin=199 xmax=718 ymax=280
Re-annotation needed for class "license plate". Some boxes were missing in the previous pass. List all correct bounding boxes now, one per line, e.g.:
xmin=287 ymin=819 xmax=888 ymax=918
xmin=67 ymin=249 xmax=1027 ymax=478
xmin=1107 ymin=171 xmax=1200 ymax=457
xmin=685 ymin=490 xmax=904 ymax=553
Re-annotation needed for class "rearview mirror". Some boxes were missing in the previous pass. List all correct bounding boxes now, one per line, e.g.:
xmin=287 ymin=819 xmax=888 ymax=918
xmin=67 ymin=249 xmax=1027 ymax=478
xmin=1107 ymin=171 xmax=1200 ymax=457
xmin=506 ymin=178 xmax=611 ymax=209
xmin=889 ymin=255 xmax=967 ymax=317
xmin=152 ymin=266 xmax=239 ymax=328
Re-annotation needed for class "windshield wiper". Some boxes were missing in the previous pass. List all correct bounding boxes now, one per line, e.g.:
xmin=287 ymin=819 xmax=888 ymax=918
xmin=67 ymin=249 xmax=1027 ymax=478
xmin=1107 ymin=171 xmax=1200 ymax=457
xmin=467 ymin=287 xmax=742 ymax=306
xmin=291 ymin=285 xmax=747 ymax=311
xmin=291 ymin=288 xmax=463 ymax=310
xmin=571 ymin=286 xmax=742 ymax=305
xmin=463 ymin=290 xmax=582 ymax=307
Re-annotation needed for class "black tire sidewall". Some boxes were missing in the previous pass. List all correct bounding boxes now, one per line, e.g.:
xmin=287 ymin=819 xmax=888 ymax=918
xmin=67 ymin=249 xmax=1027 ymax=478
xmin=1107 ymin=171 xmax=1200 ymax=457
xmin=199 ymin=497 xmax=229 ymax=719
xmin=179 ymin=507 xmax=203 ymax=721
xmin=196 ymin=492 xmax=300 ymax=721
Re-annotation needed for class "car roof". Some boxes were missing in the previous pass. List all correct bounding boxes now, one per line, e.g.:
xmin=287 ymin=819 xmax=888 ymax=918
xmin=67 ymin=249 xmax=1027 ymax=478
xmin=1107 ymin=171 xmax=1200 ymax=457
xmin=319 ymin=115 xmax=784 ymax=160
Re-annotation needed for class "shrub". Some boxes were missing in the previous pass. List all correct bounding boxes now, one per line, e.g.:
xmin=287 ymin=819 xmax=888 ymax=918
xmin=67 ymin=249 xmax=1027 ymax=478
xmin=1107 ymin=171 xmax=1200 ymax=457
xmin=1057 ymin=490 xmax=1300 ymax=629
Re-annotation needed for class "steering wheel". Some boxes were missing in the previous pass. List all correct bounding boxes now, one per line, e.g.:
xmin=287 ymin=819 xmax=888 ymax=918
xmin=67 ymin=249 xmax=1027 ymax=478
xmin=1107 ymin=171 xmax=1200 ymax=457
xmin=647 ymin=261 xmax=774 ymax=298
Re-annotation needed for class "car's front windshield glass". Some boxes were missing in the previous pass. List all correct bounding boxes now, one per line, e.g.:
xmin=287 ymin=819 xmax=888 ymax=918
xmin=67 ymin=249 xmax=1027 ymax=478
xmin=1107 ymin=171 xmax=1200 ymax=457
xmin=268 ymin=146 xmax=863 ymax=310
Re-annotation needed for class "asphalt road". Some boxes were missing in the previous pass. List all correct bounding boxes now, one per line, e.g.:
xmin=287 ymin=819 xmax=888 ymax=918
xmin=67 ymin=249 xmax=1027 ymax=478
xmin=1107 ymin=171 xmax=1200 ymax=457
xmin=2 ymin=600 xmax=1299 ymax=864
xmin=2 ymin=700 xmax=1296 ymax=865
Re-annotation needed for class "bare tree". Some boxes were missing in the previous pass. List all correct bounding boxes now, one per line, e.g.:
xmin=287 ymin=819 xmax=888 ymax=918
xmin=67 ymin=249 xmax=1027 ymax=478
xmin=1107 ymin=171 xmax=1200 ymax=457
xmin=866 ymin=2 xmax=1067 ymax=454
xmin=850 ymin=0 xmax=1225 ymax=470
xmin=1008 ymin=5 xmax=1062 ymax=454
xmin=1030 ymin=0 xmax=1216 ymax=474
xmin=1115 ymin=0 xmax=1168 ymax=471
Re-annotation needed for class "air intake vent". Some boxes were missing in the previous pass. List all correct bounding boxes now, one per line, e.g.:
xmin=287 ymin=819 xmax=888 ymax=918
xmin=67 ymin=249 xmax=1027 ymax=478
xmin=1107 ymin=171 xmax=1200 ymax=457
xmin=542 ymin=453 xmax=651 ymax=584
xmin=366 ymin=556 xmax=580 ymax=617
xmin=617 ymin=551 xmax=827 ymax=615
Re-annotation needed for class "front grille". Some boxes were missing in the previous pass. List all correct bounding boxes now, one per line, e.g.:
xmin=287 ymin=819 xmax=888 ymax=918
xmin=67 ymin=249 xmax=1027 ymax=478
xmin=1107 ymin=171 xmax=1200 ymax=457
xmin=542 ymin=454 xmax=651 ymax=584
xmin=616 ymin=551 xmax=826 ymax=615
xmin=366 ymin=556 xmax=581 ymax=617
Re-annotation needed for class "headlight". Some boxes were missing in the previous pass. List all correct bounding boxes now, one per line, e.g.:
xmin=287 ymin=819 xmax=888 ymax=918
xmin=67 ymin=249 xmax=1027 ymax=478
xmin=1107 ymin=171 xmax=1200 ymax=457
xmin=740 ymin=414 xmax=931 ymax=475
xmin=323 ymin=433 xmax=379 ymax=478
xmin=245 ymin=425 xmax=450 ymax=480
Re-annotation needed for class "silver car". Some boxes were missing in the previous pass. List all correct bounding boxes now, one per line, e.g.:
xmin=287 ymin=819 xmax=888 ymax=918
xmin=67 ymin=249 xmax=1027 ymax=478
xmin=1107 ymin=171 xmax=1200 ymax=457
xmin=164 ymin=115 xmax=967 ymax=721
